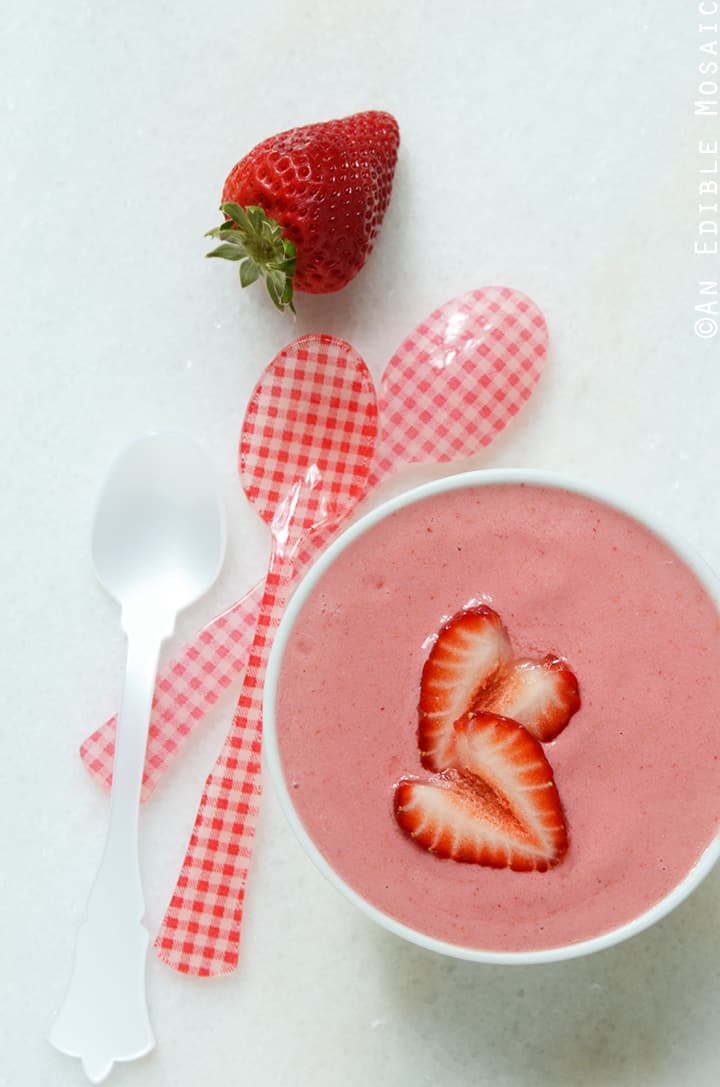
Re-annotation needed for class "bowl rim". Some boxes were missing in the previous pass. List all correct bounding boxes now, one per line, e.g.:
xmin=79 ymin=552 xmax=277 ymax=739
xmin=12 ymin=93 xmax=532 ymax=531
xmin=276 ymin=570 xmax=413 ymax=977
xmin=264 ymin=468 xmax=720 ymax=964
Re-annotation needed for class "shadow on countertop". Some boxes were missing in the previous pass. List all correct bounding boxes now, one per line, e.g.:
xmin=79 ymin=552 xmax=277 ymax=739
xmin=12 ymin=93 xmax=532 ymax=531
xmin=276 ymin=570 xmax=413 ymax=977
xmin=362 ymin=864 xmax=720 ymax=1087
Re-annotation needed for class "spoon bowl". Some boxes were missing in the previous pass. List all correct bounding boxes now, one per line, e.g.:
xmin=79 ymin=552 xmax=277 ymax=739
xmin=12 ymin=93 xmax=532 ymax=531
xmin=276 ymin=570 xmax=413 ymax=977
xmin=374 ymin=285 xmax=548 ymax=477
xmin=92 ymin=433 xmax=225 ymax=618
xmin=239 ymin=335 xmax=377 ymax=542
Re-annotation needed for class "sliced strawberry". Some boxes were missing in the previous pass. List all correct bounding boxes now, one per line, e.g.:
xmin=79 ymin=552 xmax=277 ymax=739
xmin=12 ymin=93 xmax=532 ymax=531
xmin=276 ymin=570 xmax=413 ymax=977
xmin=479 ymin=655 xmax=581 ymax=742
xmin=418 ymin=606 xmax=512 ymax=771
xmin=453 ymin=711 xmax=568 ymax=865
xmin=395 ymin=711 xmax=567 ymax=871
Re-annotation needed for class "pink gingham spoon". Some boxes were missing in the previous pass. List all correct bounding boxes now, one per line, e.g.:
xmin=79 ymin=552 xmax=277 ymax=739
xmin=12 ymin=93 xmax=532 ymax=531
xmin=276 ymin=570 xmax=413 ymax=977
xmin=154 ymin=334 xmax=377 ymax=975
xmin=153 ymin=286 xmax=548 ymax=977
xmin=80 ymin=287 xmax=549 ymax=808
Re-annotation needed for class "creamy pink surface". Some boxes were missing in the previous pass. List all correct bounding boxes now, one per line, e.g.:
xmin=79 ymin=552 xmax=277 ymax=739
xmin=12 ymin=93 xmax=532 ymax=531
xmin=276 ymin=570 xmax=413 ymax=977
xmin=273 ymin=483 xmax=720 ymax=952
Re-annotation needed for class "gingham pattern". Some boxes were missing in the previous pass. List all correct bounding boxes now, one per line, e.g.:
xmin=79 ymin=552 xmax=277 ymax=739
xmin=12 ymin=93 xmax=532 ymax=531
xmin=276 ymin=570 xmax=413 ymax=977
xmin=79 ymin=288 xmax=548 ymax=807
xmin=153 ymin=335 xmax=377 ymax=975
xmin=79 ymin=588 xmax=264 ymax=800
xmin=374 ymin=286 xmax=548 ymax=477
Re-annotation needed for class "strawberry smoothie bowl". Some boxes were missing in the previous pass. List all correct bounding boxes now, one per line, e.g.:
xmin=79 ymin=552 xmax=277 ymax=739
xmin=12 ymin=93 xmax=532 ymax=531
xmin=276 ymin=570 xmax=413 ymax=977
xmin=263 ymin=470 xmax=720 ymax=963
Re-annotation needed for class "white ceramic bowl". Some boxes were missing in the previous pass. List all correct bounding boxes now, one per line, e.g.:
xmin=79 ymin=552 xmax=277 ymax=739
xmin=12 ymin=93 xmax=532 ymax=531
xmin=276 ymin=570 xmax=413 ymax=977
xmin=264 ymin=469 xmax=720 ymax=963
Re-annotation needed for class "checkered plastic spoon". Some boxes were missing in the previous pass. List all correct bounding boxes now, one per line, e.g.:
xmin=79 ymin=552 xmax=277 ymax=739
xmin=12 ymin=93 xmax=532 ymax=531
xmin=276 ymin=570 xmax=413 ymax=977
xmin=155 ymin=335 xmax=377 ymax=975
xmin=80 ymin=288 xmax=548 ymax=813
xmin=153 ymin=286 xmax=548 ymax=976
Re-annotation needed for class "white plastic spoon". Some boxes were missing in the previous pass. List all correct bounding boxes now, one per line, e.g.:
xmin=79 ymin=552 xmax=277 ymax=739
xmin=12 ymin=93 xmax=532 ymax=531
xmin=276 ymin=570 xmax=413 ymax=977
xmin=49 ymin=432 xmax=225 ymax=1083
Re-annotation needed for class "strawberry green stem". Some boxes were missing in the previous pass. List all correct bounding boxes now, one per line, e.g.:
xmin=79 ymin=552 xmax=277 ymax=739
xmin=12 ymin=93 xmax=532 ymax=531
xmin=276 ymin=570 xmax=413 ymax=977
xmin=205 ymin=203 xmax=296 ymax=314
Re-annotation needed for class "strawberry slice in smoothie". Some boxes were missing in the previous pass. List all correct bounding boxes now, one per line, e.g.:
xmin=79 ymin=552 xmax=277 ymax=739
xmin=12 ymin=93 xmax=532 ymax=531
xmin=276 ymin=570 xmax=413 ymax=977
xmin=418 ymin=606 xmax=511 ymax=771
xmin=396 ymin=711 xmax=568 ymax=871
xmin=480 ymin=655 xmax=581 ymax=743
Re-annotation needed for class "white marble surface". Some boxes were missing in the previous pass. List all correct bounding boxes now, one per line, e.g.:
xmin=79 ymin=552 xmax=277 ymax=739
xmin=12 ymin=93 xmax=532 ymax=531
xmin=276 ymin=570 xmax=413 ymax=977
xmin=2 ymin=1 xmax=719 ymax=1084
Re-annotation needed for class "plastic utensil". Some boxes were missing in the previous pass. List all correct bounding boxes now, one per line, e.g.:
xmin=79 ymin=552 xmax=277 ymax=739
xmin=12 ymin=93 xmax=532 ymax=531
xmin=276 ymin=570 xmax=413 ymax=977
xmin=49 ymin=433 xmax=225 ymax=1082
xmin=155 ymin=335 xmax=377 ymax=975
xmin=79 ymin=289 xmax=548 ymax=810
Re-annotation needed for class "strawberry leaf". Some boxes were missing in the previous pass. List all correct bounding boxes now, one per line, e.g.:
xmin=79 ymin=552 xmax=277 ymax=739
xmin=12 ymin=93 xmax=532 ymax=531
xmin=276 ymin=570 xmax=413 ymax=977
xmin=221 ymin=202 xmax=253 ymax=231
xmin=265 ymin=275 xmax=282 ymax=309
xmin=206 ymin=242 xmax=245 ymax=261
xmin=281 ymin=280 xmax=295 ymax=315
xmin=205 ymin=203 xmax=297 ymax=313
xmin=239 ymin=260 xmax=260 ymax=287
xmin=246 ymin=206 xmax=264 ymax=232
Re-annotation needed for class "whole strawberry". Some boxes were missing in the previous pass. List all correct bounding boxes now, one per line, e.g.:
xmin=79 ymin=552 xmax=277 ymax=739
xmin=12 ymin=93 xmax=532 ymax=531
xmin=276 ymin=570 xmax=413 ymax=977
xmin=205 ymin=110 xmax=400 ymax=313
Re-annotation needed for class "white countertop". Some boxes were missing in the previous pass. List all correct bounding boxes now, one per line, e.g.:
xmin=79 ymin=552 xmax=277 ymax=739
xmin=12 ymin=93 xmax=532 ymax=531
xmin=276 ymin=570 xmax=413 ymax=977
xmin=2 ymin=2 xmax=719 ymax=1084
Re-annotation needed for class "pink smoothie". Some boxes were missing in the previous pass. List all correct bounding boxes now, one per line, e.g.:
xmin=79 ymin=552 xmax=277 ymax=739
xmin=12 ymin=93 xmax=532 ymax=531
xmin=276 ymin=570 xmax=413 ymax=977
xmin=271 ymin=480 xmax=720 ymax=953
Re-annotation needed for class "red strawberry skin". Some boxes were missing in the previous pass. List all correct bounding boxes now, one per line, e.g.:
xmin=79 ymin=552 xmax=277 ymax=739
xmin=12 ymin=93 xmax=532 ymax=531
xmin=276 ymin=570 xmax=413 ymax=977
xmin=221 ymin=110 xmax=400 ymax=294
xmin=418 ymin=605 xmax=512 ymax=772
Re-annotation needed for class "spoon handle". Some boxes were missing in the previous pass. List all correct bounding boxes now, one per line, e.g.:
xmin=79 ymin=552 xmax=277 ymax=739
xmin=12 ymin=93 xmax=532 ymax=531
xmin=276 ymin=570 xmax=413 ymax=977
xmin=50 ymin=625 xmax=163 ymax=1082
xmin=78 ymin=517 xmax=348 ymax=802
xmin=154 ymin=542 xmax=297 ymax=976
xmin=79 ymin=582 xmax=267 ymax=799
